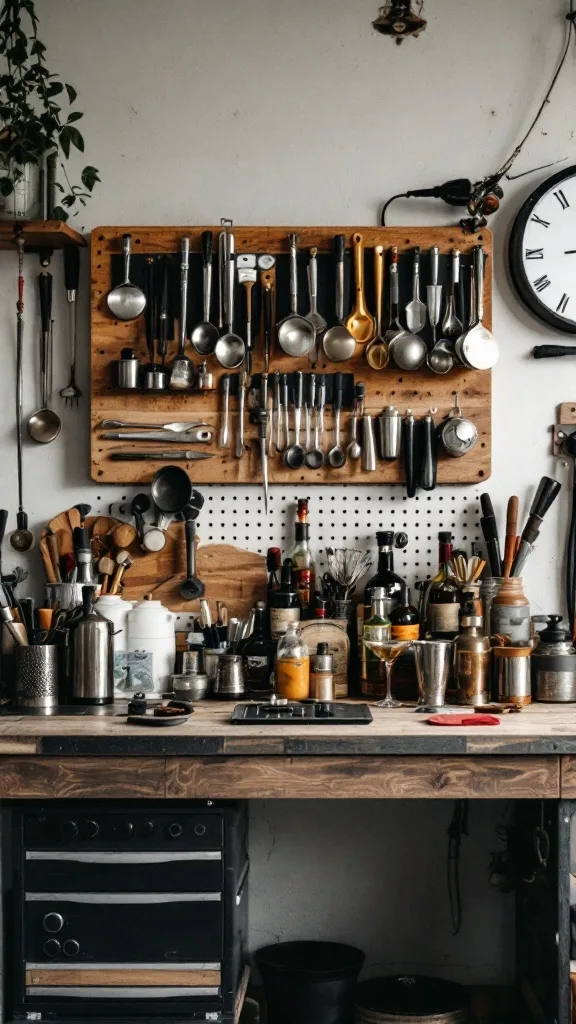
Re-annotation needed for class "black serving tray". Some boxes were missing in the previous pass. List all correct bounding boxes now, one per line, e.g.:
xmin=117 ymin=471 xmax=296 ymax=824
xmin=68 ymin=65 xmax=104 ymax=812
xmin=231 ymin=701 xmax=373 ymax=725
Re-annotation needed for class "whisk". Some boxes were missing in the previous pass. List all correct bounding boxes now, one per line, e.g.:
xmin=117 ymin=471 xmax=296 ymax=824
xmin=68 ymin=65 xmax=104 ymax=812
xmin=324 ymin=548 xmax=373 ymax=597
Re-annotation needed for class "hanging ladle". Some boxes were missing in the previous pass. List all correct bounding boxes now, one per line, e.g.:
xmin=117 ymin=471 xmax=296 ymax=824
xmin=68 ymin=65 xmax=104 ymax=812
xmin=106 ymin=233 xmax=146 ymax=321
xmin=284 ymin=370 xmax=306 ymax=469
xmin=28 ymin=270 xmax=62 ymax=444
xmin=277 ymin=233 xmax=315 ymax=357
xmin=151 ymin=465 xmax=192 ymax=531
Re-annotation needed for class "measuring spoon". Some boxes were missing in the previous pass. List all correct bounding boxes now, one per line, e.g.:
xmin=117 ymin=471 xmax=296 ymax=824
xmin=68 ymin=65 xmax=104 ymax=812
xmin=107 ymin=233 xmax=146 ymax=321
xmin=365 ymin=245 xmax=389 ymax=369
xmin=323 ymin=235 xmax=356 ymax=362
xmin=277 ymin=233 xmax=315 ymax=357
xmin=345 ymin=233 xmax=375 ymax=343
xmin=151 ymin=466 xmax=192 ymax=530
xmin=328 ymin=372 xmax=346 ymax=468
xmin=192 ymin=230 xmax=219 ymax=354
xmin=284 ymin=370 xmax=305 ymax=469
xmin=305 ymin=373 xmax=325 ymax=469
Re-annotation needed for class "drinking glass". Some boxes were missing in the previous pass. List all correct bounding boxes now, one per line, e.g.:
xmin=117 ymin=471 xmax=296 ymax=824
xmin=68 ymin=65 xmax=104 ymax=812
xmin=363 ymin=639 xmax=413 ymax=708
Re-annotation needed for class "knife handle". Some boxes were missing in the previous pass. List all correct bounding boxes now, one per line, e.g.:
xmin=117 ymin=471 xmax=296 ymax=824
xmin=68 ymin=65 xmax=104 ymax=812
xmin=403 ymin=412 xmax=416 ymax=498
xmin=39 ymin=272 xmax=53 ymax=333
xmin=419 ymin=415 xmax=437 ymax=491
xmin=503 ymin=496 xmax=519 ymax=578
xmin=64 ymin=245 xmax=80 ymax=292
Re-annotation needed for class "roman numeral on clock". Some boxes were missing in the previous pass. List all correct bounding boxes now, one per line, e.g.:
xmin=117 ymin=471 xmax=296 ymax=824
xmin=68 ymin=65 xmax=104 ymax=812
xmin=554 ymin=189 xmax=570 ymax=209
xmin=533 ymin=274 xmax=551 ymax=292
xmin=557 ymin=293 xmax=570 ymax=313
xmin=525 ymin=248 xmax=544 ymax=259
xmin=531 ymin=214 xmax=550 ymax=227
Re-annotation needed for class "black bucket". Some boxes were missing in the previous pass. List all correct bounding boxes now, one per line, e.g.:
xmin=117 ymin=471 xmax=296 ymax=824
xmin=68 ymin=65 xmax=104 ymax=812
xmin=255 ymin=940 xmax=365 ymax=1024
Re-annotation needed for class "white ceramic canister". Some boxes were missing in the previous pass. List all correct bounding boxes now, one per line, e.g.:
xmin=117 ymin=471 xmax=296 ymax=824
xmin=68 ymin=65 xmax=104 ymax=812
xmin=126 ymin=599 xmax=176 ymax=693
xmin=94 ymin=595 xmax=134 ymax=653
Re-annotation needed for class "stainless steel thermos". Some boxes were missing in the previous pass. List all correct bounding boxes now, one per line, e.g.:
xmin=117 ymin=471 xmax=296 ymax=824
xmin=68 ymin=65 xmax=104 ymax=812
xmin=72 ymin=586 xmax=114 ymax=705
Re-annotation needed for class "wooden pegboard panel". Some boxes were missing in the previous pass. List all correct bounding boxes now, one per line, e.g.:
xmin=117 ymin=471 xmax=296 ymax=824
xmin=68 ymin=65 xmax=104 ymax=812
xmin=90 ymin=225 xmax=492 ymax=486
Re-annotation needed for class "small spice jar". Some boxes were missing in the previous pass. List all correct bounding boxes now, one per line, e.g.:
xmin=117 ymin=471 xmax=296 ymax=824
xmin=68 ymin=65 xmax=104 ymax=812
xmin=310 ymin=642 xmax=334 ymax=701
xmin=490 ymin=577 xmax=531 ymax=645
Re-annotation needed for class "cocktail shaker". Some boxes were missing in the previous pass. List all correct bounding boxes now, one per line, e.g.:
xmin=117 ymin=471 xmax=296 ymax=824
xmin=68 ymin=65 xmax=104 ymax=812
xmin=378 ymin=405 xmax=402 ymax=460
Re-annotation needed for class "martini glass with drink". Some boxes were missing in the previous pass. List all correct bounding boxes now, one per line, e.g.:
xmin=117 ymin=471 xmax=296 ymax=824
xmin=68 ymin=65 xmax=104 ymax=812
xmin=363 ymin=639 xmax=414 ymax=708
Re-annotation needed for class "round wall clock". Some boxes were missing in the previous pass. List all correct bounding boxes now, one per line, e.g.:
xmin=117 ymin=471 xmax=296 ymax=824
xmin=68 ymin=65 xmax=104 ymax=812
xmin=509 ymin=164 xmax=576 ymax=333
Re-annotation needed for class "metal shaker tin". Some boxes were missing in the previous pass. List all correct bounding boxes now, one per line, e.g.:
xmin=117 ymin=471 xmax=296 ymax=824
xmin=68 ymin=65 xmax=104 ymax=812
xmin=117 ymin=348 xmax=139 ymax=389
xmin=377 ymin=405 xmax=402 ymax=460
xmin=494 ymin=646 xmax=532 ymax=705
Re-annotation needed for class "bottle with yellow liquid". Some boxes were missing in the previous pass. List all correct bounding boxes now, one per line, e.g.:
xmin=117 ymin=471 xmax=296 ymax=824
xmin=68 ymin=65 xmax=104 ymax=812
xmin=276 ymin=622 xmax=310 ymax=701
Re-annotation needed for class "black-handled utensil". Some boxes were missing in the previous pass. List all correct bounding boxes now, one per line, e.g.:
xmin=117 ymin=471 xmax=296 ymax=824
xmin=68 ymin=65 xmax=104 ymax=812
xmin=533 ymin=345 xmax=576 ymax=358
xmin=480 ymin=493 xmax=503 ymax=576
xmin=328 ymin=371 xmax=345 ymax=467
xmin=144 ymin=257 xmax=156 ymax=365
xmin=403 ymin=410 xmax=417 ymax=497
xmin=511 ymin=476 xmax=561 ymax=576
xmin=180 ymin=518 xmax=205 ymax=600
xmin=158 ymin=258 xmax=169 ymax=365
xmin=419 ymin=413 xmax=437 ymax=491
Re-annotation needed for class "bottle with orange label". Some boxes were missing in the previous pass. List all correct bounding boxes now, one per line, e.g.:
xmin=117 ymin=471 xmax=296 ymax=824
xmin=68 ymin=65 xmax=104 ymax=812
xmin=389 ymin=585 xmax=420 ymax=641
xmin=276 ymin=622 xmax=310 ymax=700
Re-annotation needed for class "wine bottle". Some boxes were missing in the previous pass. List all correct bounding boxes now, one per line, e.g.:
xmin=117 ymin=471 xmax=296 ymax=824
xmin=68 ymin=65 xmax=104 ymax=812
xmin=242 ymin=601 xmax=275 ymax=697
xmin=426 ymin=532 xmax=460 ymax=639
xmin=363 ymin=531 xmax=405 ymax=619
xmin=288 ymin=498 xmax=316 ymax=607
xmin=266 ymin=547 xmax=281 ymax=594
xmin=268 ymin=559 xmax=301 ymax=640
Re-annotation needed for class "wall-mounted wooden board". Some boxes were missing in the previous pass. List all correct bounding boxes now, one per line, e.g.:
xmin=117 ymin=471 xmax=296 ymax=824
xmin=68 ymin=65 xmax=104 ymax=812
xmin=91 ymin=225 xmax=492 ymax=485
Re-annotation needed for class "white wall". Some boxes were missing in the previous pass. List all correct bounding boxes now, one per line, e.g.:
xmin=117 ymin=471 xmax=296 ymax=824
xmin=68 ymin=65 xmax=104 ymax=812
xmin=0 ymin=0 xmax=572 ymax=984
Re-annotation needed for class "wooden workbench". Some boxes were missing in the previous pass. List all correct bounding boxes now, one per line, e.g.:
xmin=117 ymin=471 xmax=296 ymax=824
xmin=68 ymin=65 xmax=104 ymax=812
xmin=0 ymin=703 xmax=575 ymax=800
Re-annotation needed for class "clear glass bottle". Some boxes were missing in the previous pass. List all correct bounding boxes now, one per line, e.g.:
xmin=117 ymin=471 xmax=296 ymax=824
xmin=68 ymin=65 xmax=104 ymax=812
xmin=276 ymin=622 xmax=310 ymax=701
xmin=361 ymin=587 xmax=392 ymax=696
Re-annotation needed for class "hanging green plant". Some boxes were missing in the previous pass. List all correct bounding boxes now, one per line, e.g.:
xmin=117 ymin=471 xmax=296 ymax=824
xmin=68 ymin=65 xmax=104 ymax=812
xmin=0 ymin=0 xmax=99 ymax=219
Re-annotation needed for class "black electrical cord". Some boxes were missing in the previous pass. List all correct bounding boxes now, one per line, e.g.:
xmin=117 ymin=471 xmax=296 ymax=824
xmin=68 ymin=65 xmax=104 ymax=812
xmin=566 ymin=457 xmax=576 ymax=636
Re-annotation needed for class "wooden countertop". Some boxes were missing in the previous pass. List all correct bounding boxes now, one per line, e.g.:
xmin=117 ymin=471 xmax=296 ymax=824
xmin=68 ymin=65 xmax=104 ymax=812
xmin=0 ymin=702 xmax=575 ymax=756
xmin=1 ymin=703 xmax=575 ymax=800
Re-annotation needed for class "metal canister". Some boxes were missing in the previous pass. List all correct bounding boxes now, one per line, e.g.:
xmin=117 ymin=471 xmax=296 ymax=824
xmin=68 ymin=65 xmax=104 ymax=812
xmin=454 ymin=612 xmax=491 ymax=705
xmin=117 ymin=348 xmax=139 ymax=389
xmin=310 ymin=642 xmax=334 ymax=700
xmin=377 ymin=405 xmax=402 ymax=460
xmin=142 ymin=367 xmax=167 ymax=390
xmin=532 ymin=615 xmax=576 ymax=702
xmin=15 ymin=645 xmax=59 ymax=708
xmin=494 ymin=646 xmax=532 ymax=705
xmin=213 ymin=654 xmax=245 ymax=698
xmin=197 ymin=361 xmax=214 ymax=391
xmin=72 ymin=587 xmax=114 ymax=705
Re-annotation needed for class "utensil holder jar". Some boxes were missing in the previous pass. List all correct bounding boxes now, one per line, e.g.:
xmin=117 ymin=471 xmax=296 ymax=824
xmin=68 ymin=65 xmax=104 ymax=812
xmin=15 ymin=645 xmax=59 ymax=707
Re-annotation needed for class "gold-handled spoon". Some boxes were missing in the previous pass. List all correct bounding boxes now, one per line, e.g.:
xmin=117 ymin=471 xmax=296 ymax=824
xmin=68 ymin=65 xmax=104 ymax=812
xmin=345 ymin=233 xmax=375 ymax=344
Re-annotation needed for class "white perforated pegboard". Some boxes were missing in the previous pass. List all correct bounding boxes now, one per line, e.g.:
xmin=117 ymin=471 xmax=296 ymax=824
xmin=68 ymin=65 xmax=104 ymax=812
xmin=87 ymin=483 xmax=482 ymax=593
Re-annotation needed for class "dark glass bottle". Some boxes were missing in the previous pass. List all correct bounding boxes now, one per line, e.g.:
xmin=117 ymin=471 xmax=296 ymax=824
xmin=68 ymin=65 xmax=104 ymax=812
xmin=363 ymin=531 xmax=405 ymax=619
xmin=242 ymin=601 xmax=275 ymax=697
xmin=390 ymin=585 xmax=419 ymax=641
xmin=268 ymin=559 xmax=301 ymax=640
xmin=426 ymin=532 xmax=460 ymax=639
xmin=266 ymin=547 xmax=281 ymax=594
xmin=288 ymin=499 xmax=316 ymax=604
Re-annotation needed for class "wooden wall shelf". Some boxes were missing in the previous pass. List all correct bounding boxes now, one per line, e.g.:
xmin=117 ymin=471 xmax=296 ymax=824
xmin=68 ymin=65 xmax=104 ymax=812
xmin=0 ymin=220 xmax=85 ymax=251
xmin=90 ymin=225 xmax=492 ymax=486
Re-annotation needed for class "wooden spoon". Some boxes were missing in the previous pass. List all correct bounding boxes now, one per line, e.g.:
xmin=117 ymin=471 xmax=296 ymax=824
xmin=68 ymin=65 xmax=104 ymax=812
xmin=345 ymin=233 xmax=375 ymax=344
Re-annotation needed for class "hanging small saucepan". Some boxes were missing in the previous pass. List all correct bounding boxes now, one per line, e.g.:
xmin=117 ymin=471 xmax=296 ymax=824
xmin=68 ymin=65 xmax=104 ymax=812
xmin=438 ymin=394 xmax=478 ymax=458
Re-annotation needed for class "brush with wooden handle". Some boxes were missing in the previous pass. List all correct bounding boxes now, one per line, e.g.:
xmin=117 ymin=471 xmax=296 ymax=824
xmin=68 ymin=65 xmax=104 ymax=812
xmin=503 ymin=496 xmax=519 ymax=578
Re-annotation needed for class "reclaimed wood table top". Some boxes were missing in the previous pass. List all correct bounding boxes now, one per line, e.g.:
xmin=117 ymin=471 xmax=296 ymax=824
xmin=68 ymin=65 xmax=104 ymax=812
xmin=0 ymin=702 xmax=575 ymax=756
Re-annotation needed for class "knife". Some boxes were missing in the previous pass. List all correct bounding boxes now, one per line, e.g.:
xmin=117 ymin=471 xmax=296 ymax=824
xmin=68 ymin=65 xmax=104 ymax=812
xmin=110 ymin=451 xmax=216 ymax=461
xmin=480 ymin=493 xmax=503 ymax=576
xmin=510 ymin=476 xmax=561 ymax=576
xmin=101 ymin=430 xmax=213 ymax=443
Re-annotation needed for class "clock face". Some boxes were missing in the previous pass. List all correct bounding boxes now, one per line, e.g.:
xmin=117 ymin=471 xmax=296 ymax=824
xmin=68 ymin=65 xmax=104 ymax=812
xmin=509 ymin=164 xmax=576 ymax=334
